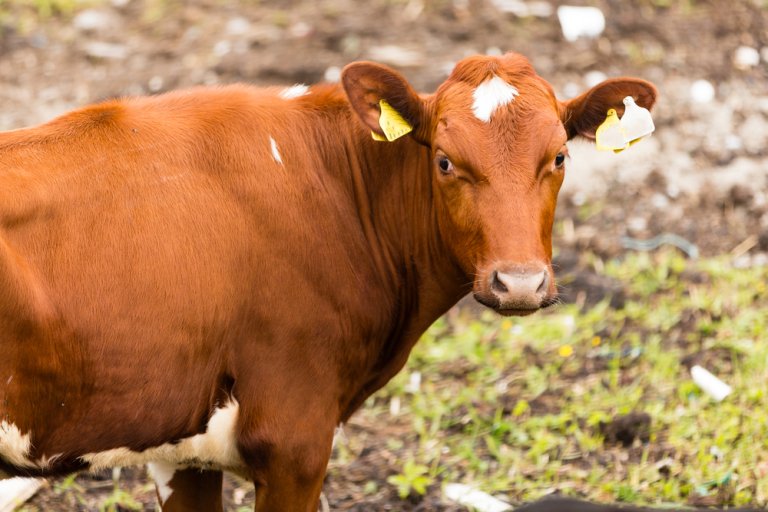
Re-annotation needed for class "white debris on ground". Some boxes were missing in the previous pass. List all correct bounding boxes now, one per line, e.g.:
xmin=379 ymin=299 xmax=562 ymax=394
xmin=444 ymin=483 xmax=513 ymax=512
xmin=690 ymin=365 xmax=733 ymax=402
xmin=0 ymin=478 xmax=43 ymax=512
xmin=690 ymin=79 xmax=716 ymax=103
xmin=557 ymin=5 xmax=605 ymax=42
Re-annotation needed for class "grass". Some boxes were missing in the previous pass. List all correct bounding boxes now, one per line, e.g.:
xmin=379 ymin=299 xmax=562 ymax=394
xmin=0 ymin=0 xmax=94 ymax=33
xmin=340 ymin=248 xmax=768 ymax=507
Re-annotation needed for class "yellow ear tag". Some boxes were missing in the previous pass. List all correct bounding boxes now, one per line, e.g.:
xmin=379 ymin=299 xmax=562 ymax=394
xmin=595 ymin=109 xmax=628 ymax=152
xmin=377 ymin=99 xmax=412 ymax=142
xmin=619 ymin=96 xmax=655 ymax=145
xmin=371 ymin=131 xmax=387 ymax=141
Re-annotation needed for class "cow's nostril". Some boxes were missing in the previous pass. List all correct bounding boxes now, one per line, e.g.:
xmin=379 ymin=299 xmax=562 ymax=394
xmin=535 ymin=271 xmax=548 ymax=294
xmin=490 ymin=271 xmax=509 ymax=293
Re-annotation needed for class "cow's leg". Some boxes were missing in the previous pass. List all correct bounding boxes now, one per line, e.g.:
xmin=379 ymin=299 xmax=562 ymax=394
xmin=240 ymin=418 xmax=336 ymax=512
xmin=148 ymin=462 xmax=223 ymax=512
xmin=248 ymin=440 xmax=332 ymax=512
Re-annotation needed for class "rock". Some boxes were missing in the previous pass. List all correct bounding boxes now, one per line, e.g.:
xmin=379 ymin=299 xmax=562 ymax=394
xmin=225 ymin=17 xmax=251 ymax=36
xmin=73 ymin=9 xmax=116 ymax=33
xmin=323 ymin=66 xmax=341 ymax=83
xmin=734 ymin=46 xmax=760 ymax=69
xmin=599 ymin=411 xmax=651 ymax=446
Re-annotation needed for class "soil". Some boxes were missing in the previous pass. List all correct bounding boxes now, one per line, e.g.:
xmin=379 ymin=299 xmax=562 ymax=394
xmin=1 ymin=0 xmax=766 ymax=510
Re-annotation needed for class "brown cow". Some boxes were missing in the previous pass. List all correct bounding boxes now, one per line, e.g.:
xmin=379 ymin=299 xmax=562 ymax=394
xmin=0 ymin=53 xmax=656 ymax=511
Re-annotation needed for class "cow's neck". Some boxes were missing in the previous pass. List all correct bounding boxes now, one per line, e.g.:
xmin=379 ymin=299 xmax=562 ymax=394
xmin=335 ymin=114 xmax=470 ymax=418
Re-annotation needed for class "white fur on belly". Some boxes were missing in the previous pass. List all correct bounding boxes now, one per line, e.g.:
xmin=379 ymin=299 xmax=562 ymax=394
xmin=147 ymin=461 xmax=177 ymax=504
xmin=80 ymin=400 xmax=244 ymax=473
xmin=0 ymin=421 xmax=33 ymax=469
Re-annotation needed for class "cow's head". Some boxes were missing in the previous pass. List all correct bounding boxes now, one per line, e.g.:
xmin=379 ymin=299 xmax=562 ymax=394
xmin=343 ymin=53 xmax=657 ymax=316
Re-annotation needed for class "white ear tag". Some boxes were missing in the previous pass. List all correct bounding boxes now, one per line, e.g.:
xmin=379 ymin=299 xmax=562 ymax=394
xmin=619 ymin=96 xmax=655 ymax=143
xmin=595 ymin=109 xmax=627 ymax=152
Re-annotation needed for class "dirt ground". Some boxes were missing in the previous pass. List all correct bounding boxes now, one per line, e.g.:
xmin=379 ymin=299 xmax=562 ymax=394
xmin=1 ymin=0 xmax=767 ymax=510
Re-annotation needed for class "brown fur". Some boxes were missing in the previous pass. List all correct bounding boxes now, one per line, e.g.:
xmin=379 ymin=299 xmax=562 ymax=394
xmin=0 ymin=53 xmax=656 ymax=510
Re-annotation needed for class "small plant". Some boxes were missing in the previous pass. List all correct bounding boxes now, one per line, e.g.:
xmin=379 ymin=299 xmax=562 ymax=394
xmin=387 ymin=458 xmax=433 ymax=499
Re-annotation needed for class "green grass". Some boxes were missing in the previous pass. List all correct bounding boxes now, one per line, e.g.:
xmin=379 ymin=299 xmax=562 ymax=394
xmin=350 ymin=249 xmax=768 ymax=507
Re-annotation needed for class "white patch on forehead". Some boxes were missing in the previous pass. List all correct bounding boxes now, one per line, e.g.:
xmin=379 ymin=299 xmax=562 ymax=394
xmin=269 ymin=136 xmax=283 ymax=165
xmin=80 ymin=400 xmax=244 ymax=474
xmin=147 ymin=461 xmax=176 ymax=505
xmin=0 ymin=421 xmax=33 ymax=469
xmin=471 ymin=75 xmax=520 ymax=122
xmin=279 ymin=84 xmax=309 ymax=99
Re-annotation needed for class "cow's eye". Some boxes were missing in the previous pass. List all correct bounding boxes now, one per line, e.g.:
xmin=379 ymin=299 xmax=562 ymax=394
xmin=437 ymin=156 xmax=454 ymax=175
xmin=554 ymin=153 xmax=566 ymax=168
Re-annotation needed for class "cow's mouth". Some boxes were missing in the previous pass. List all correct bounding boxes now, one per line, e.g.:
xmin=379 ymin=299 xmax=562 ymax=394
xmin=473 ymin=292 xmax=558 ymax=317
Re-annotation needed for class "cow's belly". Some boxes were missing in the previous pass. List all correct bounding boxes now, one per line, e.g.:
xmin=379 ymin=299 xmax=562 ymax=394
xmin=0 ymin=400 xmax=244 ymax=478
xmin=80 ymin=399 xmax=245 ymax=474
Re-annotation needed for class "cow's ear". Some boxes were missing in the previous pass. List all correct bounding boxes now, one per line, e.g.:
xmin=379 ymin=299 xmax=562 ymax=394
xmin=560 ymin=78 xmax=658 ymax=140
xmin=342 ymin=62 xmax=430 ymax=144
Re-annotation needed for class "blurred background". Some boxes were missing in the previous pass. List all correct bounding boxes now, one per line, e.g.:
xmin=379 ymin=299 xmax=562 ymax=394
xmin=1 ymin=0 xmax=767 ymax=510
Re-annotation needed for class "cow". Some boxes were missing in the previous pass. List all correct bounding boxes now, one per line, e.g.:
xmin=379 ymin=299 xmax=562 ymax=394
xmin=0 ymin=52 xmax=656 ymax=511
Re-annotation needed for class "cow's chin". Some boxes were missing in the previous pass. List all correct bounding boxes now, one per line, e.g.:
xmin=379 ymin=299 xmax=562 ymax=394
xmin=495 ymin=307 xmax=539 ymax=317
xmin=472 ymin=293 xmax=541 ymax=317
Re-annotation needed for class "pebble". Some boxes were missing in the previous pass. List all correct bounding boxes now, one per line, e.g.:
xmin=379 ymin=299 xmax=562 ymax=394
xmin=288 ymin=21 xmax=311 ymax=39
xmin=83 ymin=41 xmax=128 ymax=60
xmin=368 ymin=45 xmax=424 ymax=67
xmin=627 ymin=216 xmax=647 ymax=233
xmin=73 ymin=9 xmax=115 ymax=32
xmin=734 ymin=46 xmax=760 ymax=69
xmin=490 ymin=0 xmax=552 ymax=17
xmin=225 ymin=17 xmax=251 ymax=37
xmin=212 ymin=40 xmax=231 ymax=57
xmin=690 ymin=79 xmax=715 ymax=103
xmin=584 ymin=70 xmax=607 ymax=88
xmin=148 ymin=76 xmax=164 ymax=93
xmin=650 ymin=193 xmax=669 ymax=209
xmin=323 ymin=66 xmax=341 ymax=83
xmin=561 ymin=81 xmax=581 ymax=99
xmin=724 ymin=134 xmax=742 ymax=151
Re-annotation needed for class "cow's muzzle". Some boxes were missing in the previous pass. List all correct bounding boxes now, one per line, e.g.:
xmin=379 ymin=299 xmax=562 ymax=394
xmin=473 ymin=263 xmax=558 ymax=316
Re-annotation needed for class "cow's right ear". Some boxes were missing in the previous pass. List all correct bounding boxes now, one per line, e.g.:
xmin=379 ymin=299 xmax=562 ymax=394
xmin=342 ymin=62 xmax=430 ymax=145
xmin=560 ymin=78 xmax=658 ymax=140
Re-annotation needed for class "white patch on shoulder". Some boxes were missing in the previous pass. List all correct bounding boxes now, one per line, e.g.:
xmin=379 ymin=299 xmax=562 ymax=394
xmin=0 ymin=421 xmax=33 ymax=469
xmin=80 ymin=400 xmax=244 ymax=474
xmin=471 ymin=75 xmax=519 ymax=122
xmin=279 ymin=84 xmax=309 ymax=99
xmin=147 ymin=461 xmax=176 ymax=505
xmin=269 ymin=136 xmax=283 ymax=165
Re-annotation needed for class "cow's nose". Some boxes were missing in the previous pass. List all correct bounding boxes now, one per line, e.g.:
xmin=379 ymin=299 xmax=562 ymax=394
xmin=489 ymin=267 xmax=549 ymax=310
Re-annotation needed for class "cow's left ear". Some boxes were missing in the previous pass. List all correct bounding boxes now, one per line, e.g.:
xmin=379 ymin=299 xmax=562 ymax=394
xmin=560 ymin=78 xmax=658 ymax=140
xmin=342 ymin=62 xmax=431 ymax=145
